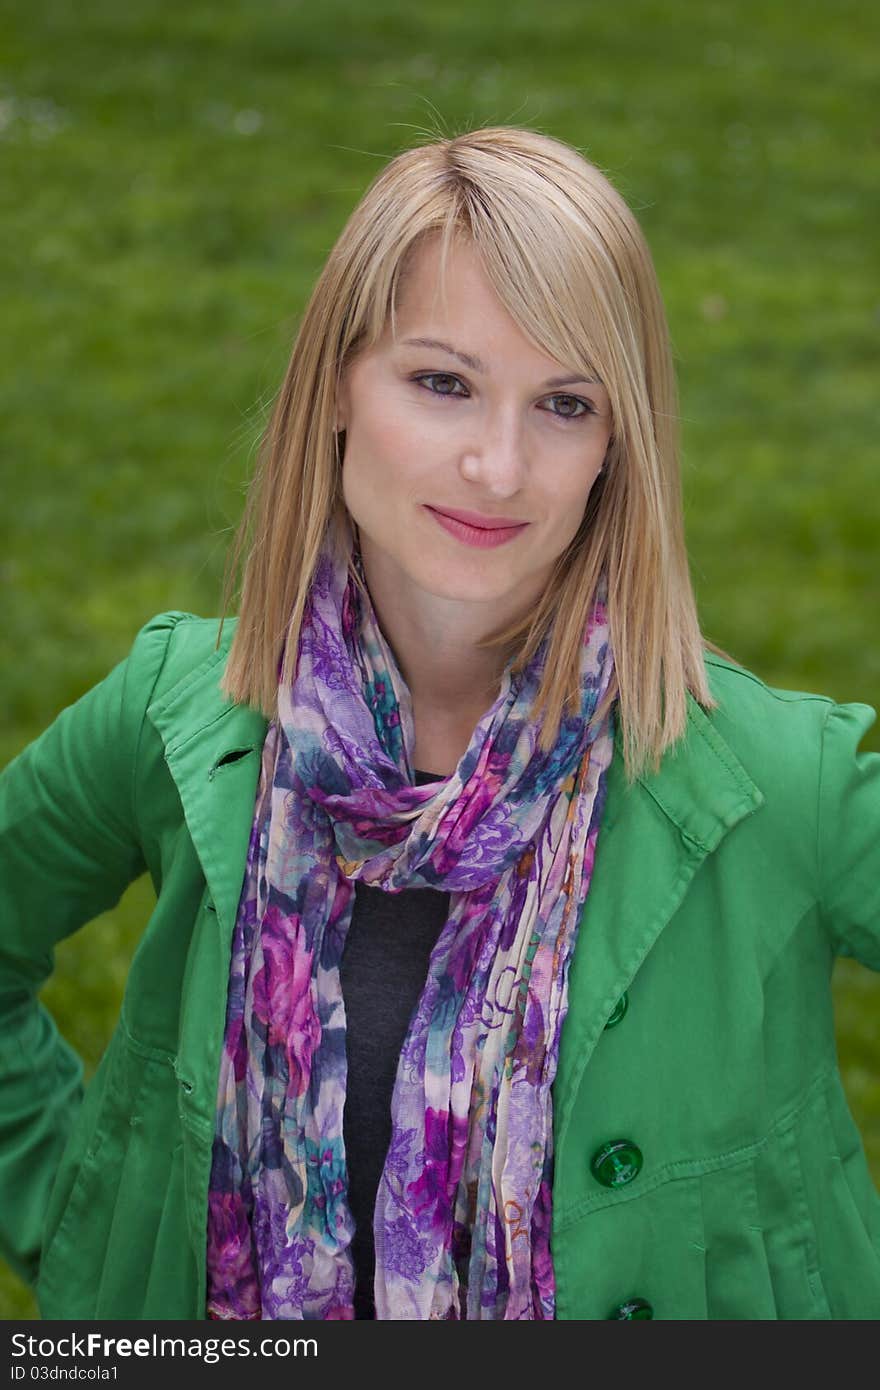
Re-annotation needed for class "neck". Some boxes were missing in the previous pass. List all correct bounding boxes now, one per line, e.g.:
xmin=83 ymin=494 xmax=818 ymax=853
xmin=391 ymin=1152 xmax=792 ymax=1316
xmin=356 ymin=537 xmax=514 ymax=727
xmin=386 ymin=616 xmax=503 ymax=719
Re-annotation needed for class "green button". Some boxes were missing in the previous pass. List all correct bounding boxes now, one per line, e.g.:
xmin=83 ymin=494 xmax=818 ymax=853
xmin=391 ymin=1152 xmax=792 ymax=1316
xmin=604 ymin=993 xmax=628 ymax=1028
xmin=609 ymin=1297 xmax=653 ymax=1320
xmin=591 ymin=1139 xmax=643 ymax=1188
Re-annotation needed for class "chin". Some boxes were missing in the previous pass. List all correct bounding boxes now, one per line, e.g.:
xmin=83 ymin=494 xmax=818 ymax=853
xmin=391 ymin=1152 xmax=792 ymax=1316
xmin=411 ymin=563 xmax=520 ymax=604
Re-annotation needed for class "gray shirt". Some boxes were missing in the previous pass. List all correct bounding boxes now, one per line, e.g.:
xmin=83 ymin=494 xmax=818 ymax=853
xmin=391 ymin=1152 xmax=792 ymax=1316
xmin=339 ymin=769 xmax=449 ymax=1319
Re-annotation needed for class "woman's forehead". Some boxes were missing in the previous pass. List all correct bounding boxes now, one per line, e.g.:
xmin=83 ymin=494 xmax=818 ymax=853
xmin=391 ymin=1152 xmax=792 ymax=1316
xmin=350 ymin=230 xmax=612 ymax=397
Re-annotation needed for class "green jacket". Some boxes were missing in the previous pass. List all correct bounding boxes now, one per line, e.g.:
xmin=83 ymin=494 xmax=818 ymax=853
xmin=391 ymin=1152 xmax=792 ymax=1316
xmin=1 ymin=611 xmax=879 ymax=1320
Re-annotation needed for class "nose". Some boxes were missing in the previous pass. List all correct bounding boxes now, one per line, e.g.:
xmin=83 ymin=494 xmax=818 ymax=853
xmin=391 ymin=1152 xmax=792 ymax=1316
xmin=458 ymin=407 xmax=528 ymax=497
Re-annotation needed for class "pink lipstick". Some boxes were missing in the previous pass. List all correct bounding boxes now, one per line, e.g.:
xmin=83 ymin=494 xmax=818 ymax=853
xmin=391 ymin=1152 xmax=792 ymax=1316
xmin=424 ymin=505 xmax=529 ymax=549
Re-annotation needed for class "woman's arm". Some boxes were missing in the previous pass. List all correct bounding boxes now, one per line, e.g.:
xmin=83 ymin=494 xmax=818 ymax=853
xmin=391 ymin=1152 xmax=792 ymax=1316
xmin=0 ymin=614 xmax=182 ymax=1285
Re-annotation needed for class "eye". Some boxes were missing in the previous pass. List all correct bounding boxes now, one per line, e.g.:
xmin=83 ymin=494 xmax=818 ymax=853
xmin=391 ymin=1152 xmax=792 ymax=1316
xmin=543 ymin=394 xmax=596 ymax=421
xmin=412 ymin=372 xmax=468 ymax=398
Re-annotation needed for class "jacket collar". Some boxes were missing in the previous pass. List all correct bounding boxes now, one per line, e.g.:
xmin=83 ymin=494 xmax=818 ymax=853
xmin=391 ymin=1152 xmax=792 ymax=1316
xmin=146 ymin=642 xmax=765 ymax=1148
xmin=614 ymin=697 xmax=764 ymax=854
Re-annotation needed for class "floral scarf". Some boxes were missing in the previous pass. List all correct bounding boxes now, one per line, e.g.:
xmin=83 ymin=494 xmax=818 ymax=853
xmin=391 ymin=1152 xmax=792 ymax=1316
xmin=205 ymin=518 xmax=616 ymax=1320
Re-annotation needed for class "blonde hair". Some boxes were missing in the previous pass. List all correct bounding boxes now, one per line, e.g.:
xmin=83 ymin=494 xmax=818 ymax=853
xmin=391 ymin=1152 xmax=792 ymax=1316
xmin=218 ymin=124 xmax=723 ymax=783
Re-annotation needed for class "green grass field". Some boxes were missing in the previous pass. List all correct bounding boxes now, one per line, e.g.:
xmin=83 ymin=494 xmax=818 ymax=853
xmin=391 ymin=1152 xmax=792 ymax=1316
xmin=1 ymin=0 xmax=878 ymax=1318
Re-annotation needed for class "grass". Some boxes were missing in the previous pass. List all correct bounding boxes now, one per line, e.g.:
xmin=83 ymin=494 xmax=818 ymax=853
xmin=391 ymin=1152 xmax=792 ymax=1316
xmin=1 ymin=0 xmax=878 ymax=1318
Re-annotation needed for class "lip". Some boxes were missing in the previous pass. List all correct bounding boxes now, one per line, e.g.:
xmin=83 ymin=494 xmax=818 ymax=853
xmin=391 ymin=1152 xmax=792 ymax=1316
xmin=427 ymin=506 xmax=528 ymax=530
xmin=424 ymin=505 xmax=530 ymax=550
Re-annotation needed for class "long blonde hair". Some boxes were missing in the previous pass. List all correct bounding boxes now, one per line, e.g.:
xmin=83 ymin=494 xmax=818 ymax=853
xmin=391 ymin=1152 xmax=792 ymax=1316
xmin=218 ymin=125 xmax=723 ymax=783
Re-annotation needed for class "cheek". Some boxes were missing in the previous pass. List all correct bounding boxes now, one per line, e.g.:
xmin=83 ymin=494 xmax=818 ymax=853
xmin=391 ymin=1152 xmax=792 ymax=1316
xmin=350 ymin=446 xmax=449 ymax=526
xmin=342 ymin=427 xmax=422 ymax=532
xmin=544 ymin=460 xmax=604 ymax=529
xmin=346 ymin=406 xmax=429 ymax=491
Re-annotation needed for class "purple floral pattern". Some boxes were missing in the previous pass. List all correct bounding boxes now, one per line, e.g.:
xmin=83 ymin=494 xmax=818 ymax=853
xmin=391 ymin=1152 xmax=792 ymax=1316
xmin=206 ymin=516 xmax=615 ymax=1319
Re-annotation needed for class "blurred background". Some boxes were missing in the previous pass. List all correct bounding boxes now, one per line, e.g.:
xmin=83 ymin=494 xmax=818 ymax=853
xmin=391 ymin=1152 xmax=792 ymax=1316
xmin=1 ymin=0 xmax=877 ymax=1317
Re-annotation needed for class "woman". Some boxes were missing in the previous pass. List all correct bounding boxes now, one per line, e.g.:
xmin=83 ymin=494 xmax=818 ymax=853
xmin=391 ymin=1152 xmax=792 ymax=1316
xmin=1 ymin=126 xmax=878 ymax=1321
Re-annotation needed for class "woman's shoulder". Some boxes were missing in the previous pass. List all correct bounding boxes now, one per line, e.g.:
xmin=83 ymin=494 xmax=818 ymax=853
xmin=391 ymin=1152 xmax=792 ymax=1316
xmin=697 ymin=648 xmax=877 ymax=789
xmin=703 ymin=649 xmax=842 ymax=720
xmin=127 ymin=610 xmax=237 ymax=706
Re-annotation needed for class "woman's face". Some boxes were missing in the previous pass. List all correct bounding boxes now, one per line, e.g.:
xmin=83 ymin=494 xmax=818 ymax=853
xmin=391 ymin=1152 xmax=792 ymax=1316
xmin=337 ymin=234 xmax=613 ymax=621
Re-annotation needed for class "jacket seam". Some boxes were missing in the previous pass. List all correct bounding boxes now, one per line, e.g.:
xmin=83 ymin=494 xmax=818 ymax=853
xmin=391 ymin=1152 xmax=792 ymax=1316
xmin=554 ymin=1064 xmax=838 ymax=1233
xmin=703 ymin=656 xmax=837 ymax=708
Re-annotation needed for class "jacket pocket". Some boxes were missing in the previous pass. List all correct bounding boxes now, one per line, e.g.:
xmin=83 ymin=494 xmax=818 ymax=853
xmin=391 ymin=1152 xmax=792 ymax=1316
xmin=701 ymin=1074 xmax=880 ymax=1319
xmin=36 ymin=1027 xmax=198 ymax=1319
xmin=36 ymin=1033 xmax=126 ymax=1297
xmin=554 ymin=1071 xmax=875 ymax=1320
xmin=553 ymin=1171 xmax=708 ymax=1319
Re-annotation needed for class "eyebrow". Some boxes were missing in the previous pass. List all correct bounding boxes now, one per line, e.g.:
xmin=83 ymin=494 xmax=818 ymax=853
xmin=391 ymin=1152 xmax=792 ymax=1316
xmin=399 ymin=337 xmax=603 ymax=388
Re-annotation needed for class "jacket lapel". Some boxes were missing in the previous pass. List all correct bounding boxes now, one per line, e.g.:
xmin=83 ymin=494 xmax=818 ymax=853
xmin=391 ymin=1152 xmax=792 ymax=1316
xmin=553 ymin=696 xmax=765 ymax=1152
xmin=146 ymin=646 xmax=269 ymax=936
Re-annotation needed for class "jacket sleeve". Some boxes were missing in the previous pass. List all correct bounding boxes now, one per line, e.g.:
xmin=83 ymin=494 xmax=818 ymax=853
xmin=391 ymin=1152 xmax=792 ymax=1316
xmin=817 ymin=698 xmax=880 ymax=971
xmin=0 ymin=612 xmax=187 ymax=1286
